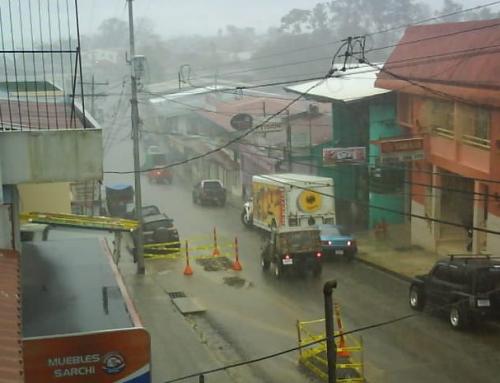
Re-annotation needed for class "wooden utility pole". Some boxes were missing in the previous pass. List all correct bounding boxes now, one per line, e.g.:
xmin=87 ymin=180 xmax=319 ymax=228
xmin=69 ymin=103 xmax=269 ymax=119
xmin=127 ymin=0 xmax=145 ymax=274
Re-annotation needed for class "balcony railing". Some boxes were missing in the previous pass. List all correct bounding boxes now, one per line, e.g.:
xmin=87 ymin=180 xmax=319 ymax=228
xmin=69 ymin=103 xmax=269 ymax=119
xmin=0 ymin=0 xmax=87 ymax=131
xmin=462 ymin=134 xmax=490 ymax=150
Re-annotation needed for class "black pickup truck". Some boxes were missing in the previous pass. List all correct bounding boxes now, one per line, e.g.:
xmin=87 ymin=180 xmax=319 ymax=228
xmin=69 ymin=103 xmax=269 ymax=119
xmin=260 ymin=227 xmax=323 ymax=279
xmin=192 ymin=179 xmax=227 ymax=206
xmin=409 ymin=255 xmax=500 ymax=329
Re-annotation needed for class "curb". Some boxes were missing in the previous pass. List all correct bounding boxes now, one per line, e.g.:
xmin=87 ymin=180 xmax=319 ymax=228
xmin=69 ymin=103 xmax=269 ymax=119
xmin=355 ymin=256 xmax=413 ymax=283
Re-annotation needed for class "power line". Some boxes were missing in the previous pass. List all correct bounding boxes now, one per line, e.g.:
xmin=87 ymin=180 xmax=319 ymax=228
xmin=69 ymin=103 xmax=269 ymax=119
xmin=104 ymin=76 xmax=331 ymax=174
xmin=257 ymin=174 xmax=500 ymax=235
xmin=158 ymin=1 xmax=500 ymax=83
xmin=163 ymin=292 xmax=483 ymax=383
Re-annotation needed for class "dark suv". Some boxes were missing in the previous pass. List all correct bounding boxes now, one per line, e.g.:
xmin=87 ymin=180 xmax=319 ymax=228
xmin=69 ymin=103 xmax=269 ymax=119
xmin=192 ymin=180 xmax=226 ymax=206
xmin=409 ymin=255 xmax=500 ymax=329
xmin=133 ymin=214 xmax=180 ymax=255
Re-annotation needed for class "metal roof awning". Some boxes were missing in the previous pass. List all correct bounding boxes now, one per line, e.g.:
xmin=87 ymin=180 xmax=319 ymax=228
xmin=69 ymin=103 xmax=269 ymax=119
xmin=22 ymin=237 xmax=139 ymax=338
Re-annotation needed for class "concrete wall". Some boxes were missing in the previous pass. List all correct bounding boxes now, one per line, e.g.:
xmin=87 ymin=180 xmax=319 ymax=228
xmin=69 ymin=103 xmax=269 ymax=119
xmin=0 ymin=129 xmax=102 ymax=184
xmin=487 ymin=213 xmax=500 ymax=255
xmin=17 ymin=183 xmax=71 ymax=214
xmin=411 ymin=200 xmax=436 ymax=251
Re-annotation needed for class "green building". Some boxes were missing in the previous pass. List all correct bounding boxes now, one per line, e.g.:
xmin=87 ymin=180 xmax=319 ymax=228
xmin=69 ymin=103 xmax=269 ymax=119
xmin=286 ymin=67 xmax=406 ymax=230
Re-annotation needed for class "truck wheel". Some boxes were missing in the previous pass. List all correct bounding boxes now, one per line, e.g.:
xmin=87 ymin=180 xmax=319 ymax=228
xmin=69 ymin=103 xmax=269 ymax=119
xmin=272 ymin=261 xmax=282 ymax=279
xmin=409 ymin=285 xmax=425 ymax=311
xmin=449 ymin=304 xmax=471 ymax=330
xmin=261 ymin=257 xmax=270 ymax=271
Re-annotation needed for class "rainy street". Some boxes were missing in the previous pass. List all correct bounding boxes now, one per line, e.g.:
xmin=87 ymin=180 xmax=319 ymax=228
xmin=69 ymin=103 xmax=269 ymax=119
xmin=105 ymin=139 xmax=500 ymax=383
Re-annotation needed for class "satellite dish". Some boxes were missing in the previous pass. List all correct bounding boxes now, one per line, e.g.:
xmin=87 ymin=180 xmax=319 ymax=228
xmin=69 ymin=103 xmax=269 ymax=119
xmin=230 ymin=113 xmax=253 ymax=130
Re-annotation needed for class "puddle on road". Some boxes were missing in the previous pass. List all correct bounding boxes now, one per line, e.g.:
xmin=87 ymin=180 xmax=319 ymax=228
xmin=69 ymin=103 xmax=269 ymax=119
xmin=196 ymin=256 xmax=233 ymax=271
xmin=223 ymin=276 xmax=254 ymax=289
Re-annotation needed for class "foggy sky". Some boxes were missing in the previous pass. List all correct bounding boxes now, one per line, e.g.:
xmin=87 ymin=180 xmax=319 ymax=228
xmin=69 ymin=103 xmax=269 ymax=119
xmin=79 ymin=0 xmax=489 ymax=38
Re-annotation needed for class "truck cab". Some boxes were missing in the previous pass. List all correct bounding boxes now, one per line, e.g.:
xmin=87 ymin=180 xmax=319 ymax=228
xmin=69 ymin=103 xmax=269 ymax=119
xmin=260 ymin=227 xmax=323 ymax=279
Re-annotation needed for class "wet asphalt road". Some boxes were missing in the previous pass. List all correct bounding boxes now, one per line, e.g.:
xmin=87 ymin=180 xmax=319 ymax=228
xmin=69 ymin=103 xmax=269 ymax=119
xmin=139 ymin=177 xmax=500 ymax=383
xmin=103 ymin=138 xmax=500 ymax=383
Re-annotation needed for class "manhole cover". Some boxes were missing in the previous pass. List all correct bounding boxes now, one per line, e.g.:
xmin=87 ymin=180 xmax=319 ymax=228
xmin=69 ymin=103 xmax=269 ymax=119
xmin=196 ymin=256 xmax=232 ymax=271
xmin=168 ymin=291 xmax=187 ymax=299
xmin=223 ymin=276 xmax=246 ymax=288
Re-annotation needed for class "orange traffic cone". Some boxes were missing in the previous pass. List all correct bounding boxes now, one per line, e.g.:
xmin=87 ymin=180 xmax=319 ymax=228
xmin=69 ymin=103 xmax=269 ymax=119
xmin=335 ymin=303 xmax=350 ymax=358
xmin=212 ymin=227 xmax=220 ymax=257
xmin=183 ymin=240 xmax=193 ymax=276
xmin=232 ymin=237 xmax=242 ymax=271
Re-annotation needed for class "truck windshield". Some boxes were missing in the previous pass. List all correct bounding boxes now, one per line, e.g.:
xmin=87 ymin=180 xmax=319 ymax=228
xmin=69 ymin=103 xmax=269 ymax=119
xmin=203 ymin=181 xmax=222 ymax=190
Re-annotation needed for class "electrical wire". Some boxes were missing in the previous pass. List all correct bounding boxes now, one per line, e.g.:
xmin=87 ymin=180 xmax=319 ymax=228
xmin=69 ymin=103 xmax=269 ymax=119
xmin=104 ymin=76 xmax=331 ymax=174
xmin=256 ymin=174 xmax=500 ymax=235
xmin=157 ymin=1 xmax=500 ymax=82
xmin=163 ymin=291 xmax=488 ymax=383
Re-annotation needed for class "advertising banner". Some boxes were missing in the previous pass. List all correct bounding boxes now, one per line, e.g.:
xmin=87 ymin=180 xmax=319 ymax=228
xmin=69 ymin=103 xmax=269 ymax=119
xmin=322 ymin=147 xmax=366 ymax=166
xmin=23 ymin=328 xmax=151 ymax=383
xmin=378 ymin=137 xmax=424 ymax=163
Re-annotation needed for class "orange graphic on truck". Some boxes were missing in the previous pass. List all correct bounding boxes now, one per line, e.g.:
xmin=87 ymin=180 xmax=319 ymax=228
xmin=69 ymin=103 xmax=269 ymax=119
xmin=252 ymin=182 xmax=285 ymax=227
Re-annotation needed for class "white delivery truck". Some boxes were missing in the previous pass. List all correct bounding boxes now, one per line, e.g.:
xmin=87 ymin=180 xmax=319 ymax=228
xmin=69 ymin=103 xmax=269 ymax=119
xmin=241 ymin=173 xmax=335 ymax=232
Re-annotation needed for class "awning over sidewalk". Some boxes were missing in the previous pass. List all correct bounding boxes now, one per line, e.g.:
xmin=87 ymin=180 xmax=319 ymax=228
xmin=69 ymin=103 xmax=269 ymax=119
xmin=0 ymin=249 xmax=23 ymax=382
xmin=22 ymin=237 xmax=138 ymax=337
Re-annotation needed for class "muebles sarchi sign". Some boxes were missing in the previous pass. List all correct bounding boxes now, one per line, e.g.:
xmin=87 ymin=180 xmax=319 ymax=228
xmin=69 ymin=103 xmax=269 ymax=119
xmin=23 ymin=328 xmax=151 ymax=382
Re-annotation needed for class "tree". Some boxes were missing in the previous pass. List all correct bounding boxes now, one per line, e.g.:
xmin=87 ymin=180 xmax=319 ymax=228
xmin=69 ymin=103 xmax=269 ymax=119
xmin=280 ymin=9 xmax=311 ymax=34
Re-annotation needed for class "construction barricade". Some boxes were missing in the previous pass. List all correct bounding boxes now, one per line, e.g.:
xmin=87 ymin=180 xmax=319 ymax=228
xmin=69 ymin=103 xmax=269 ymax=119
xmin=21 ymin=212 xmax=138 ymax=232
xmin=297 ymin=305 xmax=365 ymax=382
xmin=144 ymin=227 xmax=237 ymax=264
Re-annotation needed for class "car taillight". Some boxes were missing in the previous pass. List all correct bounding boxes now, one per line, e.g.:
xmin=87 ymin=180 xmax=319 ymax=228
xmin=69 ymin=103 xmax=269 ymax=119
xmin=284 ymin=254 xmax=291 ymax=260
xmin=156 ymin=171 xmax=161 ymax=175
xmin=316 ymin=252 xmax=322 ymax=258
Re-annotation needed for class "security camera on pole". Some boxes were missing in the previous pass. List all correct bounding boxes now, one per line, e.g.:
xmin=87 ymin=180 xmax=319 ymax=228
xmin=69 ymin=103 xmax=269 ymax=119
xmin=127 ymin=0 xmax=145 ymax=274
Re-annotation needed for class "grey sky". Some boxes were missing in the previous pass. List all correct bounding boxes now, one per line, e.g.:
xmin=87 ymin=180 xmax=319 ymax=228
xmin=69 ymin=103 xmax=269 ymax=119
xmin=78 ymin=0 xmax=495 ymax=38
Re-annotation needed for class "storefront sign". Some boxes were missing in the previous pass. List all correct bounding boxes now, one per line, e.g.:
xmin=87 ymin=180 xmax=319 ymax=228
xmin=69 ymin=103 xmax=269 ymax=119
xmin=378 ymin=137 xmax=424 ymax=163
xmin=23 ymin=328 xmax=151 ymax=383
xmin=322 ymin=147 xmax=366 ymax=165
xmin=379 ymin=137 xmax=423 ymax=154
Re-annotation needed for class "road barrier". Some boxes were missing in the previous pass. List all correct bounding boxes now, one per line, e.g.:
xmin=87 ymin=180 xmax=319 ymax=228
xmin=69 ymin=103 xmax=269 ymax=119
xmin=297 ymin=305 xmax=365 ymax=382
xmin=21 ymin=212 xmax=137 ymax=232
xmin=144 ymin=226 xmax=235 ymax=261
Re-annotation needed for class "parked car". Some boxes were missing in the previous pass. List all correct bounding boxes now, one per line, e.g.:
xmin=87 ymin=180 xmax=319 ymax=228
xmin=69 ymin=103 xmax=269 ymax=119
xmin=260 ymin=227 xmax=323 ymax=279
xmin=409 ymin=255 xmax=500 ymax=330
xmin=133 ymin=213 xmax=180 ymax=255
xmin=318 ymin=224 xmax=357 ymax=261
xmin=192 ymin=180 xmax=227 ymax=206
xmin=141 ymin=205 xmax=161 ymax=217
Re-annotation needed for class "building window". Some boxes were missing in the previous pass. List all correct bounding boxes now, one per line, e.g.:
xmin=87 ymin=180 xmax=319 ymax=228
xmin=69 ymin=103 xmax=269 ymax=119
xmin=456 ymin=103 xmax=490 ymax=149
xmin=420 ymin=98 xmax=454 ymax=138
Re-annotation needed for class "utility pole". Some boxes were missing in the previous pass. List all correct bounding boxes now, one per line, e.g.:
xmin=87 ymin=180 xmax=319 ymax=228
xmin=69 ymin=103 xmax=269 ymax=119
xmin=323 ymin=280 xmax=338 ymax=383
xmin=286 ymin=110 xmax=292 ymax=171
xmin=90 ymin=74 xmax=95 ymax=117
xmin=127 ymin=0 xmax=145 ymax=274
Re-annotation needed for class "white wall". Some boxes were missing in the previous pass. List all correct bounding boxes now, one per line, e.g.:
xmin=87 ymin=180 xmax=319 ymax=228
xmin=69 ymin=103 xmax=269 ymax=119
xmin=0 ymin=129 xmax=102 ymax=184
xmin=411 ymin=200 xmax=436 ymax=251
xmin=487 ymin=213 xmax=500 ymax=255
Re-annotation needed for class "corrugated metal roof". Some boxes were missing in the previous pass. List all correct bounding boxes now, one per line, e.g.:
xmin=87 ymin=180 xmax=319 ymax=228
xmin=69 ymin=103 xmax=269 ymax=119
xmin=0 ymin=249 xmax=23 ymax=383
xmin=285 ymin=65 xmax=390 ymax=103
xmin=375 ymin=19 xmax=500 ymax=106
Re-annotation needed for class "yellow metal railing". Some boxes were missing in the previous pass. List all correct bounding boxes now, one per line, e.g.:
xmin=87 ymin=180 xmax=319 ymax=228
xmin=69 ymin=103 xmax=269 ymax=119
xmin=297 ymin=315 xmax=365 ymax=382
xmin=21 ymin=212 xmax=138 ymax=232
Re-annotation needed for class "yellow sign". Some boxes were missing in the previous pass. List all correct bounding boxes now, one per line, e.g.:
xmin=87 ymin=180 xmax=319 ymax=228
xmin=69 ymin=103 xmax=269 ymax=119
xmin=297 ymin=190 xmax=322 ymax=213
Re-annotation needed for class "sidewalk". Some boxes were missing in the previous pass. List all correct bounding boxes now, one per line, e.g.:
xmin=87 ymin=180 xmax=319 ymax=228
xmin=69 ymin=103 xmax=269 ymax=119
xmin=354 ymin=224 xmax=441 ymax=281
xmin=117 ymin=247 xmax=236 ymax=383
